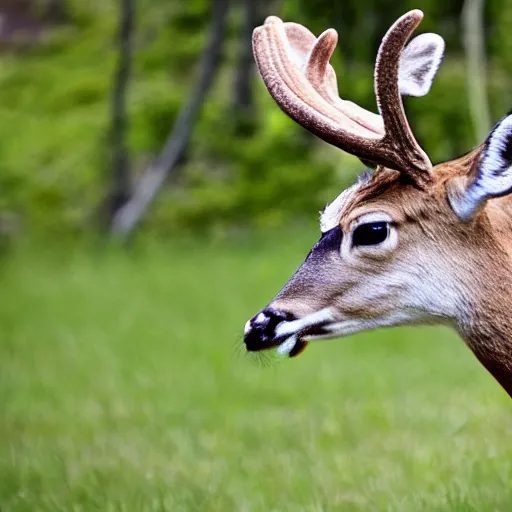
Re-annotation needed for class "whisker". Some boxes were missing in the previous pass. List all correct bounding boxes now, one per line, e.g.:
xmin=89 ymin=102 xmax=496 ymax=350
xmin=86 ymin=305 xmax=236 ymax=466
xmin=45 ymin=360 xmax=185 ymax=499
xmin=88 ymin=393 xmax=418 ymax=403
xmin=231 ymin=334 xmax=247 ymax=361
xmin=230 ymin=333 xmax=278 ymax=368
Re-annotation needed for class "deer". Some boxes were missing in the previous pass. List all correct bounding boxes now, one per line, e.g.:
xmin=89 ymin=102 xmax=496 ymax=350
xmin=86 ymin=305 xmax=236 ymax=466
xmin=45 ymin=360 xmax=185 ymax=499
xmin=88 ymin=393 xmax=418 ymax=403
xmin=243 ymin=9 xmax=512 ymax=398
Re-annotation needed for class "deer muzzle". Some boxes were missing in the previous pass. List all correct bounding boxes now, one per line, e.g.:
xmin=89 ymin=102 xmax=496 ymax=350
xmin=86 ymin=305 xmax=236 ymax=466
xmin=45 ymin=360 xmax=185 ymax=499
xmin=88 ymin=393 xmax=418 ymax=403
xmin=244 ymin=306 xmax=336 ymax=357
xmin=244 ymin=308 xmax=297 ymax=352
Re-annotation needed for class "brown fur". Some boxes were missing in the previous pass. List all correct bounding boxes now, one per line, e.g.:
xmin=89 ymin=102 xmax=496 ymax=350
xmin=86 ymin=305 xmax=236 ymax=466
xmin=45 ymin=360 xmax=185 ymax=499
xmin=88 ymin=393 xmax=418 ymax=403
xmin=251 ymin=10 xmax=512 ymax=398
xmin=367 ymin=151 xmax=512 ymax=395
xmin=268 ymin=147 xmax=512 ymax=397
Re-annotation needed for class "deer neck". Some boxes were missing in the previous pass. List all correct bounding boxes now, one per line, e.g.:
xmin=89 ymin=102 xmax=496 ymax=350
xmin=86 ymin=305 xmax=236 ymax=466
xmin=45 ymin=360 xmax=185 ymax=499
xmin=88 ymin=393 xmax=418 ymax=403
xmin=461 ymin=266 xmax=512 ymax=397
xmin=465 ymin=329 xmax=512 ymax=398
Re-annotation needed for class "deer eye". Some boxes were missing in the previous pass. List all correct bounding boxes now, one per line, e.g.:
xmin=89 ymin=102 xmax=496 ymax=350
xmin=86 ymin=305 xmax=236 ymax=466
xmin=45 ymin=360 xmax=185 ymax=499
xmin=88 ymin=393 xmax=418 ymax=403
xmin=352 ymin=221 xmax=389 ymax=247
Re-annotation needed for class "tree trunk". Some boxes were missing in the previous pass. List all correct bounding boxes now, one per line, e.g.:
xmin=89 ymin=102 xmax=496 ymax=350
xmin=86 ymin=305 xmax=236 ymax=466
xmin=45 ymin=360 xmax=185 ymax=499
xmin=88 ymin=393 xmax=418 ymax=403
xmin=462 ymin=0 xmax=490 ymax=143
xmin=103 ymin=0 xmax=135 ymax=226
xmin=233 ymin=0 xmax=259 ymax=111
xmin=111 ymin=0 xmax=229 ymax=238
xmin=231 ymin=0 xmax=262 ymax=135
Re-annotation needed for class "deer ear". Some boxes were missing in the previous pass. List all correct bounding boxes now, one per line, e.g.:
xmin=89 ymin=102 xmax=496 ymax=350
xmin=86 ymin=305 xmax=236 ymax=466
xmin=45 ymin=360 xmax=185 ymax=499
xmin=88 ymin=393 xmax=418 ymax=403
xmin=398 ymin=33 xmax=445 ymax=97
xmin=449 ymin=113 xmax=512 ymax=221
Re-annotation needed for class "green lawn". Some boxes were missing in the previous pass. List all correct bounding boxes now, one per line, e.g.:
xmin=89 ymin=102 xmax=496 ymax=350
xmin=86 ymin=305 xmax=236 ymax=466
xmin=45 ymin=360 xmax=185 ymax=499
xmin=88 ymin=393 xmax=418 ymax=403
xmin=0 ymin=232 xmax=511 ymax=511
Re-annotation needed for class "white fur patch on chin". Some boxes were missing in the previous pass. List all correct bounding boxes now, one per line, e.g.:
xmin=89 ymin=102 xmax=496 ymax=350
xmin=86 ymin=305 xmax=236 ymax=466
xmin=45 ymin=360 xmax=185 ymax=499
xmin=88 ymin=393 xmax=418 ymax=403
xmin=275 ymin=308 xmax=335 ymax=356
xmin=277 ymin=334 xmax=298 ymax=355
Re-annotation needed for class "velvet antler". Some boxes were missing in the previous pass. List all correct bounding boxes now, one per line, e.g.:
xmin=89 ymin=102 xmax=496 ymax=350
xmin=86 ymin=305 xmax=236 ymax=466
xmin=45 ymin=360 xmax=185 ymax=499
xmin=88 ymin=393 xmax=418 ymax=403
xmin=252 ymin=10 xmax=445 ymax=186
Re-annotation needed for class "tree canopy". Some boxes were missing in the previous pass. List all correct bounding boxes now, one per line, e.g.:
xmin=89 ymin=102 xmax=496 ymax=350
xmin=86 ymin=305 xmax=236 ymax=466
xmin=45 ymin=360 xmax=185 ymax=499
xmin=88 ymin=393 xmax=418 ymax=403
xmin=0 ymin=0 xmax=510 ymax=238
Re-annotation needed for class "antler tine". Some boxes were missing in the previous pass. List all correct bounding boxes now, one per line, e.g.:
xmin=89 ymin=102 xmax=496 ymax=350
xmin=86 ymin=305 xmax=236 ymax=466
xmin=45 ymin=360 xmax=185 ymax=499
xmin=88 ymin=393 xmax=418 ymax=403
xmin=253 ymin=16 xmax=386 ymax=156
xmin=293 ymin=24 xmax=384 ymax=132
xmin=375 ymin=10 xmax=432 ymax=182
xmin=253 ymin=11 xmax=434 ymax=186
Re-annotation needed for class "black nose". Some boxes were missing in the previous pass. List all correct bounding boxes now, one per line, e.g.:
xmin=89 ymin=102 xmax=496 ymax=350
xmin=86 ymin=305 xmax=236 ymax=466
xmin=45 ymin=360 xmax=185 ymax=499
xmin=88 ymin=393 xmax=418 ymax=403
xmin=244 ymin=308 xmax=296 ymax=352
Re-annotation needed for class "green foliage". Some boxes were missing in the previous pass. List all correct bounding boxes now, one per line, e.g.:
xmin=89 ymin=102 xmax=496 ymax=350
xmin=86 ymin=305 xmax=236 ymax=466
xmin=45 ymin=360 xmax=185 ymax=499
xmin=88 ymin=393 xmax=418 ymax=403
xmin=149 ymin=87 xmax=341 ymax=234
xmin=0 ymin=0 xmax=510 ymax=237
xmin=1 ymin=237 xmax=511 ymax=510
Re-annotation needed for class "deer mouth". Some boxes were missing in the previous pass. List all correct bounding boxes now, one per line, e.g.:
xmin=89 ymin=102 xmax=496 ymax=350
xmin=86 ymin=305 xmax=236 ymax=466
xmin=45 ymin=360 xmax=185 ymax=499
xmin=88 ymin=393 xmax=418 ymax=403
xmin=274 ymin=308 xmax=335 ymax=357
xmin=244 ymin=307 xmax=336 ymax=357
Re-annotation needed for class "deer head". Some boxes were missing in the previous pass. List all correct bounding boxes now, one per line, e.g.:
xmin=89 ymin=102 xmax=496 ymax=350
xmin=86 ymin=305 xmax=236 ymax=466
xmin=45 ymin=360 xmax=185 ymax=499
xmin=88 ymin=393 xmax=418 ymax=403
xmin=243 ymin=10 xmax=512 ymax=396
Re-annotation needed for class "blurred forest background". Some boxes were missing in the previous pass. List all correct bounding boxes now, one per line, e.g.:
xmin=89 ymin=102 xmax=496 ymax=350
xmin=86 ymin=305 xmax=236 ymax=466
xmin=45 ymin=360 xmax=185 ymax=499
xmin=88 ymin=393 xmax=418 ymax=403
xmin=3 ymin=1 xmax=512 ymax=510
xmin=0 ymin=0 xmax=510 ymax=244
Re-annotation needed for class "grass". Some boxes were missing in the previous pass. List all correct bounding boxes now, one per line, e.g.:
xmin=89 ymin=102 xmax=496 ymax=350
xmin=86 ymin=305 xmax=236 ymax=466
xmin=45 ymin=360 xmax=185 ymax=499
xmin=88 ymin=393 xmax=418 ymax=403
xmin=0 ymin=231 xmax=511 ymax=511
